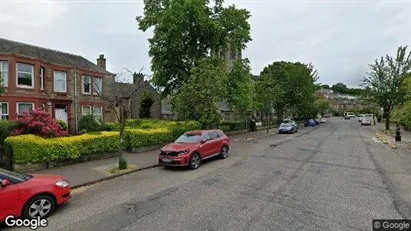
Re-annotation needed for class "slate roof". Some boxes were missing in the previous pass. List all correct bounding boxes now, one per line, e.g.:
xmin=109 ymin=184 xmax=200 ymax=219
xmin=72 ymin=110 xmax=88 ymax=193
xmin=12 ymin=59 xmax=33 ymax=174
xmin=0 ymin=38 xmax=113 ymax=75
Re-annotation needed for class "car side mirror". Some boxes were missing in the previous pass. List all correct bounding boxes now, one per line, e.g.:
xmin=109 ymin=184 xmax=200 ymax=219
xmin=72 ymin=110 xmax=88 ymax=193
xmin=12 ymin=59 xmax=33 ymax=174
xmin=1 ymin=179 xmax=10 ymax=187
xmin=200 ymin=140 xmax=206 ymax=144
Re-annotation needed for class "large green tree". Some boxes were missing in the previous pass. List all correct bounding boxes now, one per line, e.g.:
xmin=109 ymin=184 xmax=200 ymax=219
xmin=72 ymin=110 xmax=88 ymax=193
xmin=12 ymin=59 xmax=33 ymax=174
xmin=227 ymin=58 xmax=254 ymax=121
xmin=136 ymin=0 xmax=252 ymax=96
xmin=362 ymin=46 xmax=411 ymax=130
xmin=172 ymin=57 xmax=227 ymax=128
xmin=258 ymin=61 xmax=319 ymax=121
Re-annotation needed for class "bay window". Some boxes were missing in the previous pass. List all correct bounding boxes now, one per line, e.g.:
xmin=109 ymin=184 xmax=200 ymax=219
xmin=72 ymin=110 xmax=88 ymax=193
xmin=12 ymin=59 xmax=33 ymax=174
xmin=82 ymin=105 xmax=91 ymax=115
xmin=16 ymin=63 xmax=34 ymax=88
xmin=0 ymin=61 xmax=8 ymax=87
xmin=0 ymin=102 xmax=8 ymax=120
xmin=17 ymin=103 xmax=34 ymax=114
xmin=54 ymin=71 xmax=67 ymax=92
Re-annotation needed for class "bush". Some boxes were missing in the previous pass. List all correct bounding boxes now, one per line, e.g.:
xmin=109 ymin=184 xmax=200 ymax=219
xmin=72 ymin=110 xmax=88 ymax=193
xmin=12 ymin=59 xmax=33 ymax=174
xmin=13 ymin=109 xmax=68 ymax=138
xmin=79 ymin=115 xmax=104 ymax=132
xmin=219 ymin=121 xmax=245 ymax=132
xmin=170 ymin=121 xmax=202 ymax=139
xmin=125 ymin=128 xmax=173 ymax=149
xmin=0 ymin=121 xmax=18 ymax=166
xmin=57 ymin=120 xmax=68 ymax=131
xmin=119 ymin=157 xmax=128 ymax=170
xmin=5 ymin=132 xmax=120 ymax=165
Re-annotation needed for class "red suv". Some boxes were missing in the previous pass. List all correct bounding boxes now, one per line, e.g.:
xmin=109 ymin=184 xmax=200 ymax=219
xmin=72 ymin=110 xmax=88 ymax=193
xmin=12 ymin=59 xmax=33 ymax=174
xmin=0 ymin=168 xmax=71 ymax=223
xmin=158 ymin=130 xmax=230 ymax=169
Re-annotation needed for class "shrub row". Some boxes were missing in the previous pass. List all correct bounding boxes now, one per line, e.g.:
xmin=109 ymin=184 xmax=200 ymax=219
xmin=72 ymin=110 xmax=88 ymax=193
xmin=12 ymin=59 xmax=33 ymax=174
xmin=5 ymin=132 xmax=120 ymax=165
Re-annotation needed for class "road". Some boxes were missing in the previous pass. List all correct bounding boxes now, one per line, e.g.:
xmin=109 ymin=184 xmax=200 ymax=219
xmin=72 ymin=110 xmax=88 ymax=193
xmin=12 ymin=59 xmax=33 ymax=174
xmin=11 ymin=117 xmax=411 ymax=230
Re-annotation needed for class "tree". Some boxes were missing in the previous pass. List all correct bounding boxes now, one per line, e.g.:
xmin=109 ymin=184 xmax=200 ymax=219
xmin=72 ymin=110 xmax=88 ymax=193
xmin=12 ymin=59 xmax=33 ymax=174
xmin=331 ymin=82 xmax=348 ymax=94
xmin=320 ymin=84 xmax=330 ymax=89
xmin=83 ymin=68 xmax=147 ymax=170
xmin=172 ymin=57 xmax=227 ymax=128
xmin=315 ymin=98 xmax=331 ymax=117
xmin=227 ymin=58 xmax=254 ymax=121
xmin=258 ymin=61 xmax=319 ymax=121
xmin=362 ymin=46 xmax=411 ymax=130
xmin=136 ymin=0 xmax=252 ymax=96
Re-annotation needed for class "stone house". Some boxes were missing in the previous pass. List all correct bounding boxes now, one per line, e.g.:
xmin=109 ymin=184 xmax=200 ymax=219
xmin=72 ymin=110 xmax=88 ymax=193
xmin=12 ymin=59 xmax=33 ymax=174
xmin=0 ymin=38 xmax=117 ymax=133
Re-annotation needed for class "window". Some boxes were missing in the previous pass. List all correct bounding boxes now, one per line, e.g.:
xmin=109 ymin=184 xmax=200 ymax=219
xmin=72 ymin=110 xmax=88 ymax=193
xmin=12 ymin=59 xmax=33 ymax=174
xmin=0 ymin=102 xmax=8 ymax=120
xmin=40 ymin=67 xmax=45 ymax=90
xmin=0 ymin=61 xmax=8 ymax=87
xmin=16 ymin=63 xmax=34 ymax=88
xmin=93 ymin=106 xmax=102 ymax=120
xmin=54 ymin=71 xmax=66 ymax=92
xmin=82 ymin=76 xmax=91 ymax=94
xmin=93 ymin=77 xmax=102 ymax=95
xmin=17 ymin=103 xmax=34 ymax=114
xmin=82 ymin=105 xmax=91 ymax=115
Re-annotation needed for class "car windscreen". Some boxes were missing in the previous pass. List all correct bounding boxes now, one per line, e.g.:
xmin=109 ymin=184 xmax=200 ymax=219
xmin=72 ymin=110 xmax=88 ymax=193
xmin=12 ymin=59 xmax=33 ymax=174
xmin=280 ymin=123 xmax=292 ymax=127
xmin=0 ymin=168 xmax=27 ymax=182
xmin=175 ymin=133 xmax=202 ymax=143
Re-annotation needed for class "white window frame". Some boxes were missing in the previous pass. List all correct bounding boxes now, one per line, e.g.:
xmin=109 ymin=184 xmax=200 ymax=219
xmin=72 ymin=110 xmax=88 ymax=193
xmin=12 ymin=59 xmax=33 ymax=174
xmin=93 ymin=77 xmax=102 ymax=95
xmin=0 ymin=61 xmax=8 ymax=87
xmin=93 ymin=106 xmax=103 ymax=120
xmin=16 ymin=63 xmax=34 ymax=88
xmin=16 ymin=102 xmax=35 ymax=114
xmin=81 ymin=105 xmax=92 ymax=115
xmin=82 ymin=75 xmax=91 ymax=94
xmin=40 ymin=67 xmax=45 ymax=90
xmin=0 ymin=102 xmax=9 ymax=121
xmin=54 ymin=71 xmax=67 ymax=93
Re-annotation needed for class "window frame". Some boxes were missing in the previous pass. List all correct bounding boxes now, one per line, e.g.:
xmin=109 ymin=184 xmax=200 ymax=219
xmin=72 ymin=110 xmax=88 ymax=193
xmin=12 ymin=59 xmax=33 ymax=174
xmin=93 ymin=106 xmax=103 ymax=120
xmin=0 ymin=61 xmax=9 ymax=87
xmin=16 ymin=63 xmax=34 ymax=89
xmin=81 ymin=105 xmax=92 ymax=115
xmin=92 ymin=77 xmax=103 ymax=95
xmin=16 ymin=102 xmax=34 ymax=114
xmin=0 ymin=102 xmax=9 ymax=121
xmin=40 ymin=66 xmax=45 ymax=90
xmin=54 ymin=71 xmax=67 ymax=93
xmin=82 ymin=75 xmax=91 ymax=94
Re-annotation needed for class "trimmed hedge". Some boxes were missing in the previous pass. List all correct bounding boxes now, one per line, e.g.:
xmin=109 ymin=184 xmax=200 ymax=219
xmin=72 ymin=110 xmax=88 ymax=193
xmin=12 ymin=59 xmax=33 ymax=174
xmin=125 ymin=128 xmax=173 ymax=149
xmin=219 ymin=121 xmax=246 ymax=132
xmin=5 ymin=132 xmax=120 ymax=165
xmin=0 ymin=121 xmax=18 ymax=165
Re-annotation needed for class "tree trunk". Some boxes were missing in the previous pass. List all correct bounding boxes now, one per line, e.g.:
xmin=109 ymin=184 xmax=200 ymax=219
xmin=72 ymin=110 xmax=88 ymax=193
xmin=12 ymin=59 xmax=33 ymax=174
xmin=118 ymin=103 xmax=127 ymax=161
xmin=383 ymin=108 xmax=390 ymax=130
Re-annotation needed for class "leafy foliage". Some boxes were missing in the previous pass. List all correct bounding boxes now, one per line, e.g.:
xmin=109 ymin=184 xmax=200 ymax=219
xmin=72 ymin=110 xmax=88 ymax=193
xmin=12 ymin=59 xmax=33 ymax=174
xmin=13 ymin=109 xmax=68 ymax=138
xmin=315 ymin=98 xmax=331 ymax=116
xmin=227 ymin=58 xmax=254 ymax=119
xmin=57 ymin=120 xmax=68 ymax=131
xmin=172 ymin=57 xmax=228 ymax=128
xmin=137 ymin=0 xmax=251 ymax=95
xmin=362 ymin=46 xmax=411 ymax=129
xmin=79 ymin=115 xmax=105 ymax=133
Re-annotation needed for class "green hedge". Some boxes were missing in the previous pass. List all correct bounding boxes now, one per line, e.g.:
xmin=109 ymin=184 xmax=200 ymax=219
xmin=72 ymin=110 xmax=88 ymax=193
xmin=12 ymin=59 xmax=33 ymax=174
xmin=125 ymin=128 xmax=173 ymax=149
xmin=5 ymin=132 xmax=120 ymax=165
xmin=219 ymin=121 xmax=246 ymax=132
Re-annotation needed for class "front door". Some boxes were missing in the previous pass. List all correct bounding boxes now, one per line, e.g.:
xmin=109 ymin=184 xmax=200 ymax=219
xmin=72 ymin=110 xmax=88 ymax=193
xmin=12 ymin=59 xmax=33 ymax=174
xmin=55 ymin=104 xmax=68 ymax=125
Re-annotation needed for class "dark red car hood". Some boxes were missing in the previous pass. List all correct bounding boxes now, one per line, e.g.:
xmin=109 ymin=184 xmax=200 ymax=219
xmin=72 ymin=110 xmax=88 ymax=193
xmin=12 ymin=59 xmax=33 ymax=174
xmin=162 ymin=143 xmax=198 ymax=152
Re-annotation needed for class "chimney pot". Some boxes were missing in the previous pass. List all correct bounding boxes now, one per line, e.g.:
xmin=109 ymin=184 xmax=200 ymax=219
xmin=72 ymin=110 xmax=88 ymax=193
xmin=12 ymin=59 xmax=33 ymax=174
xmin=97 ymin=54 xmax=106 ymax=70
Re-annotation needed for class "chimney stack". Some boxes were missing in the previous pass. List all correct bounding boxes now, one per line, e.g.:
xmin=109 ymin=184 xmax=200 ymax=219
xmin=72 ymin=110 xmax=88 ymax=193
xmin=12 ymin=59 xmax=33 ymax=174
xmin=97 ymin=54 xmax=106 ymax=69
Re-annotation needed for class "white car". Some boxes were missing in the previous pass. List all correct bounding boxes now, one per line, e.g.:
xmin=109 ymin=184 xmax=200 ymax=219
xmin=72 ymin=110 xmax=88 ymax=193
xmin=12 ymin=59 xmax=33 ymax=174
xmin=320 ymin=118 xmax=326 ymax=123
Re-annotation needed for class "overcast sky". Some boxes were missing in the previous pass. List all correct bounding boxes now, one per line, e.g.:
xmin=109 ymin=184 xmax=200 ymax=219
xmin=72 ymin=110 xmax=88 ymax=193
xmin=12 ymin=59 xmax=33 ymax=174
xmin=1 ymin=0 xmax=410 ymax=88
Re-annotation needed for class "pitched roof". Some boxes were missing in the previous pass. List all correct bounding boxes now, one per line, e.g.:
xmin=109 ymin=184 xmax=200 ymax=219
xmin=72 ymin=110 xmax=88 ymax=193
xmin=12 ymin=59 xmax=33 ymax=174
xmin=0 ymin=38 xmax=113 ymax=75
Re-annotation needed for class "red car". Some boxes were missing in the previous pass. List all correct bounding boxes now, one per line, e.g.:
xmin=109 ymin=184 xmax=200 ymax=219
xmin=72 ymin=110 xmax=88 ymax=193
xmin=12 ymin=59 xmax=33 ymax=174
xmin=158 ymin=130 xmax=230 ymax=169
xmin=0 ymin=168 xmax=71 ymax=223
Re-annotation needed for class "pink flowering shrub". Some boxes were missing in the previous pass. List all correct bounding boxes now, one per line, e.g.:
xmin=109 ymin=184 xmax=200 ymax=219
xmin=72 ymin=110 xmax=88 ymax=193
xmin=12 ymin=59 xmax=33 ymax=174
xmin=12 ymin=108 xmax=69 ymax=138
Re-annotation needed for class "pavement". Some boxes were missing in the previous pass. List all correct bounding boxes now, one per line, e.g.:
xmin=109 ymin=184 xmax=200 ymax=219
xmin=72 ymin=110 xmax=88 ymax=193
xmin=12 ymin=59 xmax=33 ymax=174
xmin=30 ymin=126 xmax=290 ymax=188
xmin=9 ymin=117 xmax=411 ymax=231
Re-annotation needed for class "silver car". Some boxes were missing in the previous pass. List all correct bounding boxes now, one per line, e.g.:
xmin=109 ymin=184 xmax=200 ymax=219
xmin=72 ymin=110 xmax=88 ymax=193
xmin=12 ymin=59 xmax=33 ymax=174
xmin=279 ymin=119 xmax=298 ymax=134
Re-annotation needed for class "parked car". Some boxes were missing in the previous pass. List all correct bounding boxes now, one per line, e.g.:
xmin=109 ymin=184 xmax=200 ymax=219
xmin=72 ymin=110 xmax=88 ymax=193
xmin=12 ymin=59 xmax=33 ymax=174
xmin=320 ymin=118 xmax=326 ymax=123
xmin=304 ymin=119 xmax=317 ymax=127
xmin=158 ymin=130 xmax=230 ymax=170
xmin=279 ymin=119 xmax=298 ymax=134
xmin=358 ymin=114 xmax=365 ymax=122
xmin=344 ymin=115 xmax=351 ymax=120
xmin=361 ymin=117 xmax=372 ymax=126
xmin=0 ymin=168 xmax=71 ymax=223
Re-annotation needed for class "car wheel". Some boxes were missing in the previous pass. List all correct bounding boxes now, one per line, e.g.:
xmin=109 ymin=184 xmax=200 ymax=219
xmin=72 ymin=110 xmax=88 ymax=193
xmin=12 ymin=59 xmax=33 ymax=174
xmin=23 ymin=195 xmax=56 ymax=219
xmin=220 ymin=145 xmax=229 ymax=159
xmin=188 ymin=153 xmax=201 ymax=170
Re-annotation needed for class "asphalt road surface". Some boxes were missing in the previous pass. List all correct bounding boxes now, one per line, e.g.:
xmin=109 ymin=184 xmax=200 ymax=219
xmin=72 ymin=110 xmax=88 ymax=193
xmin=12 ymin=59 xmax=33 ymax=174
xmin=9 ymin=117 xmax=411 ymax=231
